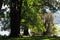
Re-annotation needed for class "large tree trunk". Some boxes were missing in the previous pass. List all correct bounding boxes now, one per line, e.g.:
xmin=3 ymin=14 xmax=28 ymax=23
xmin=0 ymin=0 xmax=3 ymax=15
xmin=0 ymin=0 xmax=3 ymax=20
xmin=9 ymin=0 xmax=23 ymax=37
xmin=0 ymin=0 xmax=3 ymax=10
xmin=43 ymin=13 xmax=54 ymax=36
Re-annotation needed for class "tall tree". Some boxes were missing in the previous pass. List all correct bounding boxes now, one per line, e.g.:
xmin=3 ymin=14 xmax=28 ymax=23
xmin=42 ymin=13 xmax=54 ymax=36
xmin=0 ymin=0 xmax=3 ymax=18
xmin=9 ymin=0 xmax=23 ymax=37
xmin=21 ymin=0 xmax=45 ymax=35
xmin=0 ymin=0 xmax=3 ymax=10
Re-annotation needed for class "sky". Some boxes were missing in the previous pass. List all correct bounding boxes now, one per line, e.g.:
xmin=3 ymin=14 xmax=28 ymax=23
xmin=54 ymin=10 xmax=60 ymax=24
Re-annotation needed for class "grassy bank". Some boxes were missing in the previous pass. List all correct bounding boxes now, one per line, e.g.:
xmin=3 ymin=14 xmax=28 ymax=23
xmin=0 ymin=36 xmax=60 ymax=40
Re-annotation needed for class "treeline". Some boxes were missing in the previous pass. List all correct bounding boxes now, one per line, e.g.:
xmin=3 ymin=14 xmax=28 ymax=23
xmin=0 ymin=0 xmax=57 ymax=38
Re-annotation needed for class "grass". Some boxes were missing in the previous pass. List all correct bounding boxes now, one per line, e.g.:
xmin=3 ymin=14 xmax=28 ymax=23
xmin=0 ymin=36 xmax=60 ymax=40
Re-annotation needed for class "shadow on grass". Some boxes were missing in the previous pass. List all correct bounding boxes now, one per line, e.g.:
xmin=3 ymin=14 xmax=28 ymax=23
xmin=0 ymin=35 xmax=60 ymax=40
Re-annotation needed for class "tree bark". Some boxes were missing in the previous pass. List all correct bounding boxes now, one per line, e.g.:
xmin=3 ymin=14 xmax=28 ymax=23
xmin=43 ymin=13 xmax=54 ymax=36
xmin=9 ymin=0 xmax=23 ymax=37
xmin=0 ymin=0 xmax=3 ymax=10
xmin=0 ymin=0 xmax=3 ymax=16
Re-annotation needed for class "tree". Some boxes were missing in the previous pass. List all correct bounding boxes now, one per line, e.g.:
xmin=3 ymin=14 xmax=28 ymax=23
xmin=9 ymin=0 xmax=23 ymax=37
xmin=41 ymin=0 xmax=57 ymax=36
xmin=0 ymin=0 xmax=3 ymax=10
xmin=0 ymin=0 xmax=3 ymax=18
xmin=21 ymin=0 xmax=45 ymax=35
xmin=42 ymin=13 xmax=54 ymax=36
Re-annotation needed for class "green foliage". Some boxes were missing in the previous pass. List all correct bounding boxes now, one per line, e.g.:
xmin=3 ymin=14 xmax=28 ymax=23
xmin=52 ymin=24 xmax=57 ymax=35
xmin=21 ymin=0 xmax=46 ymax=33
xmin=21 ymin=19 xmax=26 ymax=23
